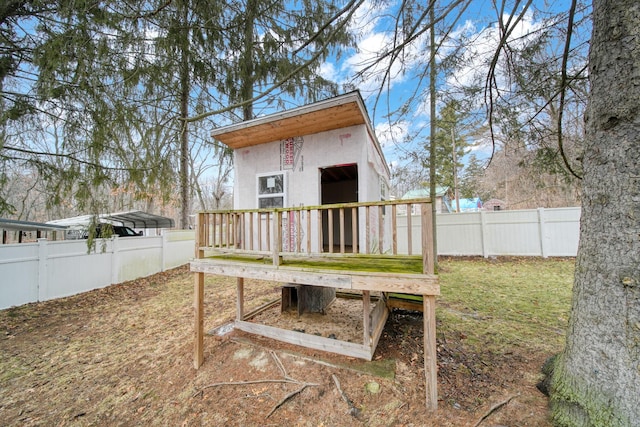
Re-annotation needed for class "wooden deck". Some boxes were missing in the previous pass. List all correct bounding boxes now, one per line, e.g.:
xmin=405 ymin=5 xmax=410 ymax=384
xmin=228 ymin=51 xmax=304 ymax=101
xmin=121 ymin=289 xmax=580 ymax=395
xmin=191 ymin=199 xmax=439 ymax=411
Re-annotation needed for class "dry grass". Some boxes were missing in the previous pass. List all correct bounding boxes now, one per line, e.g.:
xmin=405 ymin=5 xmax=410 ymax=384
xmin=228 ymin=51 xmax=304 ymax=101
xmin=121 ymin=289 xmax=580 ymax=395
xmin=0 ymin=257 xmax=574 ymax=426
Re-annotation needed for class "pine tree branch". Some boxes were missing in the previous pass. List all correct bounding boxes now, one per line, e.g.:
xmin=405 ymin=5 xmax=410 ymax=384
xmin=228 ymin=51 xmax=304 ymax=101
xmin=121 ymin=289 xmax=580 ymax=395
xmin=556 ymin=0 xmax=582 ymax=179
xmin=184 ymin=0 xmax=366 ymax=124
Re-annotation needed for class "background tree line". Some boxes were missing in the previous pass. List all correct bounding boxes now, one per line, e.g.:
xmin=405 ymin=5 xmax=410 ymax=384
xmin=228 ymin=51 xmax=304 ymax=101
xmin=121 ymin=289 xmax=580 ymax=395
xmin=1 ymin=0 xmax=352 ymax=226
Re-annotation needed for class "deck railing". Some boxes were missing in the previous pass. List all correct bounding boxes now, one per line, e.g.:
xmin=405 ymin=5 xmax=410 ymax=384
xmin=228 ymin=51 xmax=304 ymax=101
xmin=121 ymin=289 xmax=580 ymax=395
xmin=195 ymin=198 xmax=435 ymax=274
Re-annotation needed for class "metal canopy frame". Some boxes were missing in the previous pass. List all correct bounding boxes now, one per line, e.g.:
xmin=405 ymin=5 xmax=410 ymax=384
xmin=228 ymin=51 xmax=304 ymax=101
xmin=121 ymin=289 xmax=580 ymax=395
xmin=46 ymin=210 xmax=175 ymax=230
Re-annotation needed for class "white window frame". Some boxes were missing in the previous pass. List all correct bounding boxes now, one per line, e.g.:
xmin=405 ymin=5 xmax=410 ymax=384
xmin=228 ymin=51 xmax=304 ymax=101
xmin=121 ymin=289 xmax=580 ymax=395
xmin=256 ymin=171 xmax=287 ymax=209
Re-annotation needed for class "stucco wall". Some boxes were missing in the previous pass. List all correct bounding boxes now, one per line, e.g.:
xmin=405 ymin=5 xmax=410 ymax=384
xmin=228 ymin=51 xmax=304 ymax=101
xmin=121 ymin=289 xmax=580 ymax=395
xmin=233 ymin=125 xmax=389 ymax=209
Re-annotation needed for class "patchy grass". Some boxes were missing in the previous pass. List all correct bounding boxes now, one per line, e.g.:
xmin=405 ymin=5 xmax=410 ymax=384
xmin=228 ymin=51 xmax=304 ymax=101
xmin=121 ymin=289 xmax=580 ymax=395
xmin=0 ymin=258 xmax=575 ymax=426
xmin=437 ymin=257 xmax=574 ymax=354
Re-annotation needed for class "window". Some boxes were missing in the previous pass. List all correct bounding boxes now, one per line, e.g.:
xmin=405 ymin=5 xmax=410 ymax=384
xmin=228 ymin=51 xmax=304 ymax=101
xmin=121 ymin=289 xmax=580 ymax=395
xmin=257 ymin=172 xmax=286 ymax=208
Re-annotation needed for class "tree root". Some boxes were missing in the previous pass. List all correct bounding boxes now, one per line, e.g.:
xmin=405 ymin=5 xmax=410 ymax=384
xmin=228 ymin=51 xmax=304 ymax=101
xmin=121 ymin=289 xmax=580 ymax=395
xmin=473 ymin=394 xmax=517 ymax=427
xmin=332 ymin=374 xmax=361 ymax=418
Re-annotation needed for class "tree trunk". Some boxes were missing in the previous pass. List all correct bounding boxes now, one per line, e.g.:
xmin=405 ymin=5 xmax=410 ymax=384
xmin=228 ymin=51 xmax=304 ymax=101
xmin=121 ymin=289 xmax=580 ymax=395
xmin=178 ymin=1 xmax=191 ymax=229
xmin=550 ymin=1 xmax=640 ymax=425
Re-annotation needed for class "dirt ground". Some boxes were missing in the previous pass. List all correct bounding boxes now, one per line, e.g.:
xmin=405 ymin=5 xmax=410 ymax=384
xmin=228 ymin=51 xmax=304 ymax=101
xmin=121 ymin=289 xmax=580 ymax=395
xmin=1 ymin=265 xmax=552 ymax=426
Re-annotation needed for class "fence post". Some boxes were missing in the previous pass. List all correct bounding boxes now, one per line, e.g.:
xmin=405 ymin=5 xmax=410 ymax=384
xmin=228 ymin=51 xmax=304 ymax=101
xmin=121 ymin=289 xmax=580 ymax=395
xmin=538 ymin=208 xmax=548 ymax=258
xmin=111 ymin=237 xmax=119 ymax=285
xmin=480 ymin=210 xmax=489 ymax=258
xmin=161 ymin=231 xmax=167 ymax=272
xmin=37 ymin=238 xmax=48 ymax=302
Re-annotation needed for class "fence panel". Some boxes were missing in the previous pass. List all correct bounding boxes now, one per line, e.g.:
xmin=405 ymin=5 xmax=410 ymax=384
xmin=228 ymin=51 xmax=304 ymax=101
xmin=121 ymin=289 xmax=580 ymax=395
xmin=1 ymin=208 xmax=580 ymax=310
xmin=0 ymin=230 xmax=195 ymax=310
xmin=397 ymin=207 xmax=581 ymax=258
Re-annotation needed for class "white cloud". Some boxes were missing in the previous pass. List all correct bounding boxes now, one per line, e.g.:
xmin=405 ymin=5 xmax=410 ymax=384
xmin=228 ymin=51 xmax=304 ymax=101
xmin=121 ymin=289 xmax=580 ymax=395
xmin=375 ymin=119 xmax=410 ymax=149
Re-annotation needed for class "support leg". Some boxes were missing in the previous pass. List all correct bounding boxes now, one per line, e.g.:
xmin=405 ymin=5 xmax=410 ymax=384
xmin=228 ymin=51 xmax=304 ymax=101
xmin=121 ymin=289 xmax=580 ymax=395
xmin=362 ymin=290 xmax=371 ymax=345
xmin=423 ymin=295 xmax=437 ymax=411
xmin=194 ymin=272 xmax=204 ymax=369
xmin=236 ymin=277 xmax=245 ymax=321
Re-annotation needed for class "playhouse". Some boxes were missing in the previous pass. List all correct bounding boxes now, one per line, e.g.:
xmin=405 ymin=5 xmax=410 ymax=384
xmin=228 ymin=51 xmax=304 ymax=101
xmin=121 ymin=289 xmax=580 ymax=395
xmin=190 ymin=91 xmax=440 ymax=410
xmin=216 ymin=91 xmax=391 ymax=253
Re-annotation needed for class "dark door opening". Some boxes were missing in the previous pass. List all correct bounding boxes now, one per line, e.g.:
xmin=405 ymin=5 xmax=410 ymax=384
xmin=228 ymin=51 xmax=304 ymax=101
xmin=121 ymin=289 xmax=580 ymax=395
xmin=320 ymin=164 xmax=358 ymax=251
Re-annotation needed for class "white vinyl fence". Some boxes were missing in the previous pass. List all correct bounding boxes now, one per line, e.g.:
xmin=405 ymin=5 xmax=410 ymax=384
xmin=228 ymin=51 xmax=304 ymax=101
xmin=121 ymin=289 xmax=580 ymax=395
xmin=0 ymin=230 xmax=194 ymax=310
xmin=397 ymin=207 xmax=581 ymax=258
xmin=1 ymin=208 xmax=581 ymax=311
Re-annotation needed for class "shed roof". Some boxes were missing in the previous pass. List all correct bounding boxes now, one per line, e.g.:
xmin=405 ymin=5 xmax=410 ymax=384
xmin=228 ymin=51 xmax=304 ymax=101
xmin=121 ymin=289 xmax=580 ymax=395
xmin=47 ymin=210 xmax=175 ymax=230
xmin=211 ymin=91 xmax=375 ymax=149
xmin=402 ymin=187 xmax=449 ymax=199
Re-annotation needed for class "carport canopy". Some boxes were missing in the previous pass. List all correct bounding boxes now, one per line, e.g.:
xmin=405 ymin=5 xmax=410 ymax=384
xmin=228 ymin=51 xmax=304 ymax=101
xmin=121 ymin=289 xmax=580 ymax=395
xmin=0 ymin=218 xmax=68 ymax=233
xmin=47 ymin=210 xmax=175 ymax=230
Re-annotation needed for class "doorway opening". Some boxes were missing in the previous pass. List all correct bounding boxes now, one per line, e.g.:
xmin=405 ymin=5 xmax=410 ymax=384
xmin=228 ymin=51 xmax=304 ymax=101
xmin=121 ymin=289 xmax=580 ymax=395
xmin=320 ymin=164 xmax=358 ymax=251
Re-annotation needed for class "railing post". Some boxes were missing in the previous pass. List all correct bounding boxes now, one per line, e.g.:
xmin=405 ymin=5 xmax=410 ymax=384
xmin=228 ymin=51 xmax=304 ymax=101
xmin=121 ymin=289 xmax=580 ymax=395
xmin=328 ymin=208 xmax=334 ymax=253
xmin=352 ymin=207 xmax=358 ymax=254
xmin=272 ymin=210 xmax=281 ymax=267
xmin=392 ymin=204 xmax=397 ymax=255
xmin=421 ymin=203 xmax=434 ymax=275
xmin=339 ymin=208 xmax=345 ymax=254
xmin=406 ymin=204 xmax=413 ymax=255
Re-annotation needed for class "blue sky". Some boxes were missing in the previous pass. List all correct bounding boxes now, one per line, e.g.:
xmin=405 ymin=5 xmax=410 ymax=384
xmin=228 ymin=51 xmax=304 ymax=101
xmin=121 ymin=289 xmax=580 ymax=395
xmin=314 ymin=0 xmax=584 ymax=168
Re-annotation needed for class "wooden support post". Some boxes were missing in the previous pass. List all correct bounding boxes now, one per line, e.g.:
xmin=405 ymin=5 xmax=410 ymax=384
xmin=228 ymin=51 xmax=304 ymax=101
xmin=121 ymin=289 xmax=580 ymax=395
xmin=363 ymin=290 xmax=371 ymax=345
xmin=236 ymin=278 xmax=244 ymax=321
xmin=423 ymin=295 xmax=437 ymax=411
xmin=194 ymin=272 xmax=205 ymax=369
xmin=421 ymin=203 xmax=435 ymax=275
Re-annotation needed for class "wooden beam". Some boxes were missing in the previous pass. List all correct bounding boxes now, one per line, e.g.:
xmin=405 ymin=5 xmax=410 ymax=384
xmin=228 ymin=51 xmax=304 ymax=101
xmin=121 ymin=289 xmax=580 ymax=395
xmin=236 ymin=278 xmax=244 ymax=321
xmin=235 ymin=320 xmax=373 ymax=360
xmin=350 ymin=274 xmax=439 ymax=295
xmin=363 ymin=290 xmax=371 ymax=345
xmin=423 ymin=295 xmax=438 ymax=411
xmin=194 ymin=272 xmax=205 ymax=369
xmin=370 ymin=300 xmax=390 ymax=352
xmin=190 ymin=259 xmax=439 ymax=295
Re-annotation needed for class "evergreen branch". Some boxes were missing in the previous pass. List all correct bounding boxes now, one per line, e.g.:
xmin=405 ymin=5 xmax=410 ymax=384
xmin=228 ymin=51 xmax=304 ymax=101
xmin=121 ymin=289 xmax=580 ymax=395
xmin=2 ymin=145 xmax=150 ymax=172
xmin=184 ymin=0 xmax=365 ymax=124
xmin=291 ymin=0 xmax=359 ymax=56
xmin=556 ymin=0 xmax=582 ymax=179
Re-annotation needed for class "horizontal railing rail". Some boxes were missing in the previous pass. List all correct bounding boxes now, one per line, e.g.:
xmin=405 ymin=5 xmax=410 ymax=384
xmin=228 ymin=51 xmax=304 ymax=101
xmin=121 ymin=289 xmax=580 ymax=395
xmin=195 ymin=198 xmax=434 ymax=274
